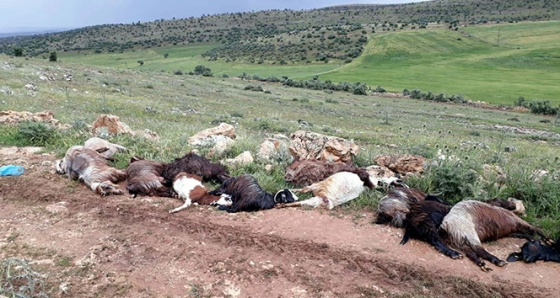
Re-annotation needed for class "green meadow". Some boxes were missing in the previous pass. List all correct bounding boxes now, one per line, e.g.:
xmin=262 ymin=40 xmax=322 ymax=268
xmin=322 ymin=21 xmax=560 ymax=105
xmin=61 ymin=21 xmax=560 ymax=105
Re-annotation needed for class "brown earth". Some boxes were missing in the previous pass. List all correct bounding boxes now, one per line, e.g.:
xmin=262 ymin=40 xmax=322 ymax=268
xmin=0 ymin=147 xmax=559 ymax=298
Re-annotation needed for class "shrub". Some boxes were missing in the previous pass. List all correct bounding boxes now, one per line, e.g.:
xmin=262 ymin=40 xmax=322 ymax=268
xmin=48 ymin=51 xmax=57 ymax=62
xmin=193 ymin=65 xmax=213 ymax=77
xmin=14 ymin=121 xmax=57 ymax=146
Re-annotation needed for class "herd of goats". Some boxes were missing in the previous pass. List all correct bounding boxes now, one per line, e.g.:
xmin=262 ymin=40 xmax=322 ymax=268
xmin=53 ymin=137 xmax=560 ymax=272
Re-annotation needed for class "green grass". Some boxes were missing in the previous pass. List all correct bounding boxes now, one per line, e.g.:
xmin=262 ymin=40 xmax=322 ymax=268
xmin=321 ymin=21 xmax=560 ymax=105
xmin=60 ymin=44 xmax=339 ymax=80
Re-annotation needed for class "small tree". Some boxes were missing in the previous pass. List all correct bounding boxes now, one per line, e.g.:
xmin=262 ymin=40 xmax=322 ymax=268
xmin=193 ymin=65 xmax=213 ymax=77
xmin=137 ymin=60 xmax=144 ymax=66
xmin=13 ymin=48 xmax=23 ymax=57
xmin=164 ymin=53 xmax=169 ymax=58
xmin=48 ymin=51 xmax=57 ymax=62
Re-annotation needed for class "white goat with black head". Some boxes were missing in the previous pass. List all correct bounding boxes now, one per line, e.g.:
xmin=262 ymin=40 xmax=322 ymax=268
xmin=55 ymin=145 xmax=126 ymax=196
xmin=278 ymin=171 xmax=375 ymax=209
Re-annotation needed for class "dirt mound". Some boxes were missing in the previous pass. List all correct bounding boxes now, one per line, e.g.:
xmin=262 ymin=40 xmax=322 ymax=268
xmin=0 ymin=148 xmax=558 ymax=297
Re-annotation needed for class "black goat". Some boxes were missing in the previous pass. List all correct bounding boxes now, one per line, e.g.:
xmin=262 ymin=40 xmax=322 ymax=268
xmin=507 ymin=238 xmax=560 ymax=263
xmin=209 ymin=174 xmax=297 ymax=213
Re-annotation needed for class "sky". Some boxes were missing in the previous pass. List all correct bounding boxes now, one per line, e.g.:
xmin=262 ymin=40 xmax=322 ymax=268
xmin=0 ymin=0 xmax=429 ymax=33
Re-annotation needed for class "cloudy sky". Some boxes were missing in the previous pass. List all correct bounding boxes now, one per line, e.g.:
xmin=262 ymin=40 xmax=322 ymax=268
xmin=0 ymin=0 xmax=429 ymax=33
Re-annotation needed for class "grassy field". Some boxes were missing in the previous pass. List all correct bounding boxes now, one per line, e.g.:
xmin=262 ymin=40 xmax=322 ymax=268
xmin=1 ymin=55 xmax=560 ymax=238
xmin=61 ymin=44 xmax=339 ymax=80
xmin=321 ymin=21 xmax=560 ymax=105
xmin=60 ymin=21 xmax=560 ymax=106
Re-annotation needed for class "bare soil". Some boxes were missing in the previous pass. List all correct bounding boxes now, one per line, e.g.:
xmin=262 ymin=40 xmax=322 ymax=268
xmin=1 ymin=147 xmax=558 ymax=298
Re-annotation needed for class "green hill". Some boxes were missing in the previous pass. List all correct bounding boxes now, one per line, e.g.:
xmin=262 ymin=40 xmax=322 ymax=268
xmin=321 ymin=21 xmax=560 ymax=104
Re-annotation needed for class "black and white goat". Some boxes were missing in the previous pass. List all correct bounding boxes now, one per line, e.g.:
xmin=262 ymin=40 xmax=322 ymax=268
xmin=507 ymin=238 xmax=560 ymax=263
xmin=377 ymin=191 xmax=526 ymax=228
xmin=55 ymin=145 xmax=126 ymax=196
xmin=440 ymin=200 xmax=548 ymax=271
xmin=278 ymin=171 xmax=374 ymax=209
xmin=209 ymin=174 xmax=297 ymax=213
xmin=125 ymin=157 xmax=175 ymax=198
xmin=399 ymin=196 xmax=462 ymax=259
xmin=376 ymin=187 xmax=428 ymax=228
xmin=170 ymin=172 xmax=232 ymax=214
xmin=162 ymin=151 xmax=230 ymax=185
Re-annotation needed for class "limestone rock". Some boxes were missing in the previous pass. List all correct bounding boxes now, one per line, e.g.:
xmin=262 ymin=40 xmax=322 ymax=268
xmin=288 ymin=130 xmax=359 ymax=162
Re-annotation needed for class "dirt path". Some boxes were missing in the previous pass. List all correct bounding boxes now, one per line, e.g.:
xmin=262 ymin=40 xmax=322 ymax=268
xmin=0 ymin=147 xmax=558 ymax=297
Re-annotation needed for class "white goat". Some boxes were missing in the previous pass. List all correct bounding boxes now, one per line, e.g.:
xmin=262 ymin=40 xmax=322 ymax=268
xmin=278 ymin=171 xmax=374 ymax=209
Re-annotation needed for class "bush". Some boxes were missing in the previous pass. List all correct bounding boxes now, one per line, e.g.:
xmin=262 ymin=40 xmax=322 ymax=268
xmin=48 ymin=51 xmax=57 ymax=62
xmin=14 ymin=121 xmax=57 ymax=146
xmin=193 ymin=65 xmax=213 ymax=77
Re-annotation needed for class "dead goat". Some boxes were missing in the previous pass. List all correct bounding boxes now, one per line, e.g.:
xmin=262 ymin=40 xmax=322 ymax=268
xmin=507 ymin=238 xmax=560 ymax=263
xmin=55 ymin=145 xmax=126 ymax=196
xmin=162 ymin=151 xmax=230 ymax=185
xmin=376 ymin=187 xmax=429 ymax=228
xmin=170 ymin=172 xmax=232 ymax=214
xmin=284 ymin=158 xmax=367 ymax=186
xmin=399 ymin=197 xmax=462 ymax=259
xmin=83 ymin=137 xmax=127 ymax=160
xmin=278 ymin=171 xmax=374 ymax=209
xmin=125 ymin=157 xmax=175 ymax=198
xmin=209 ymin=174 xmax=297 ymax=213
xmin=440 ymin=200 xmax=548 ymax=271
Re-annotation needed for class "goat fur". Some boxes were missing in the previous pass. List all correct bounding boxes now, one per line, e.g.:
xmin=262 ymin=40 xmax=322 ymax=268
xmin=83 ymin=137 xmax=127 ymax=160
xmin=284 ymin=159 xmax=367 ymax=186
xmin=55 ymin=145 xmax=126 ymax=196
xmin=209 ymin=174 xmax=297 ymax=213
xmin=162 ymin=151 xmax=230 ymax=185
xmin=170 ymin=172 xmax=232 ymax=214
xmin=399 ymin=197 xmax=462 ymax=259
xmin=507 ymin=238 xmax=560 ymax=263
xmin=376 ymin=187 xmax=428 ymax=228
xmin=279 ymin=171 xmax=374 ymax=209
xmin=125 ymin=157 xmax=175 ymax=197
xmin=441 ymin=200 xmax=547 ymax=271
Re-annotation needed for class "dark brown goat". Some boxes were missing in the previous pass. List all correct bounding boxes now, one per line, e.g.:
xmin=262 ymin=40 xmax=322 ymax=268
xmin=284 ymin=159 xmax=368 ymax=186
xmin=125 ymin=157 xmax=175 ymax=197
xmin=162 ymin=152 xmax=230 ymax=185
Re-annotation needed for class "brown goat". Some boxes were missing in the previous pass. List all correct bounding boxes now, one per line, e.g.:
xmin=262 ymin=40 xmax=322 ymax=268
xmin=125 ymin=157 xmax=175 ymax=197
xmin=441 ymin=200 xmax=548 ymax=271
xmin=55 ymin=145 xmax=126 ymax=196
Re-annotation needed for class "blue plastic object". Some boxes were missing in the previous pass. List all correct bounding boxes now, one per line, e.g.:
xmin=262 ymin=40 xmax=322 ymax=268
xmin=0 ymin=165 xmax=24 ymax=176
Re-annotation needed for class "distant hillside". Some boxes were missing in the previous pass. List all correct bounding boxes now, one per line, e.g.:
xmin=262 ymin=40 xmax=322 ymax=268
xmin=0 ymin=0 xmax=558 ymax=63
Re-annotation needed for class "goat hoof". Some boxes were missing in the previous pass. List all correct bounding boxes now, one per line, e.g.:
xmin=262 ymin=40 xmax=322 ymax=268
xmin=275 ymin=204 xmax=286 ymax=209
xmin=451 ymin=253 xmax=462 ymax=260
xmin=480 ymin=265 xmax=493 ymax=272
xmin=496 ymin=260 xmax=507 ymax=267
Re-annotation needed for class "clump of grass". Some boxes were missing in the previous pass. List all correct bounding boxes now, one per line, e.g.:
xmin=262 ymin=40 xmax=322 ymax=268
xmin=0 ymin=258 xmax=48 ymax=298
xmin=3 ymin=121 xmax=59 ymax=147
